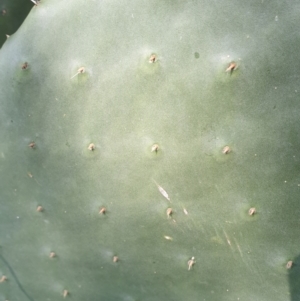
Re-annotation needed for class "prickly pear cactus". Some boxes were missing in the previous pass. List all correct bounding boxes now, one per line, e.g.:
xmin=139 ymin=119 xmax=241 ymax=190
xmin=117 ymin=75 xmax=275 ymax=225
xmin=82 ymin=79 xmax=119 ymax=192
xmin=1 ymin=1 xmax=300 ymax=300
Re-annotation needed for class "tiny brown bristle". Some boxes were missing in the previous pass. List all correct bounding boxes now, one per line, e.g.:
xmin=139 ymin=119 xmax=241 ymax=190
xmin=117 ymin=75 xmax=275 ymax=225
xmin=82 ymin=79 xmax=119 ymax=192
xmin=151 ymin=143 xmax=159 ymax=153
xmin=49 ymin=252 xmax=56 ymax=258
xmin=226 ymin=62 xmax=237 ymax=72
xmin=88 ymin=143 xmax=95 ymax=151
xmin=222 ymin=146 xmax=231 ymax=154
xmin=22 ymin=62 xmax=28 ymax=70
xmin=113 ymin=256 xmax=118 ymax=262
xmin=99 ymin=207 xmax=106 ymax=214
xmin=166 ymin=208 xmax=172 ymax=217
xmin=149 ymin=54 xmax=157 ymax=63
xmin=286 ymin=261 xmax=293 ymax=269
xmin=248 ymin=207 xmax=256 ymax=216
xmin=36 ymin=206 xmax=43 ymax=212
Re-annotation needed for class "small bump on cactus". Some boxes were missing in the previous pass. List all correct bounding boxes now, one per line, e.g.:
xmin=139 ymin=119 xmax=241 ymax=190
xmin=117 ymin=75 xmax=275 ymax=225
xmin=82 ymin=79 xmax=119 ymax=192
xmin=248 ymin=207 xmax=256 ymax=216
xmin=62 ymin=289 xmax=69 ymax=298
xmin=99 ymin=207 xmax=106 ymax=214
xmin=0 ymin=275 xmax=7 ymax=283
xmin=222 ymin=145 xmax=231 ymax=154
xmin=286 ymin=261 xmax=293 ymax=270
xmin=49 ymin=252 xmax=56 ymax=258
xmin=70 ymin=67 xmax=85 ymax=79
xmin=36 ymin=205 xmax=43 ymax=212
xmin=87 ymin=143 xmax=95 ymax=151
xmin=112 ymin=256 xmax=119 ymax=263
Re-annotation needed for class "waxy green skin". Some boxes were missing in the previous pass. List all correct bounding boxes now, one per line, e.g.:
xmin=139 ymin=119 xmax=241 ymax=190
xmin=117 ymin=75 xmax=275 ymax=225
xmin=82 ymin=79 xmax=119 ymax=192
xmin=1 ymin=1 xmax=300 ymax=300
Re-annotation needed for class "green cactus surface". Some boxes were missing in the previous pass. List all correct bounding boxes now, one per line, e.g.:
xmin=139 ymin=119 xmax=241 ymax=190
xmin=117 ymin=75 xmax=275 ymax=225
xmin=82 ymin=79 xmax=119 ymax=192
xmin=1 ymin=1 xmax=300 ymax=300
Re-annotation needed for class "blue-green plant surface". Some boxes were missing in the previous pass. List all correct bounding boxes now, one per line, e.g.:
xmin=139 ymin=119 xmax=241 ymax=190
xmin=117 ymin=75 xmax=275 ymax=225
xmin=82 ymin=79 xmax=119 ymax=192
xmin=0 ymin=1 xmax=300 ymax=300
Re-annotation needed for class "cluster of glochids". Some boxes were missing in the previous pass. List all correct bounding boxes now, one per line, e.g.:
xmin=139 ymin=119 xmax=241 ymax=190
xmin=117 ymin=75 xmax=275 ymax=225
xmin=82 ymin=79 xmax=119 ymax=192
xmin=26 ymin=138 xmax=258 ymax=263
xmin=22 ymin=75 xmax=292 ymax=298
xmin=20 ymin=54 xmax=238 ymax=81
